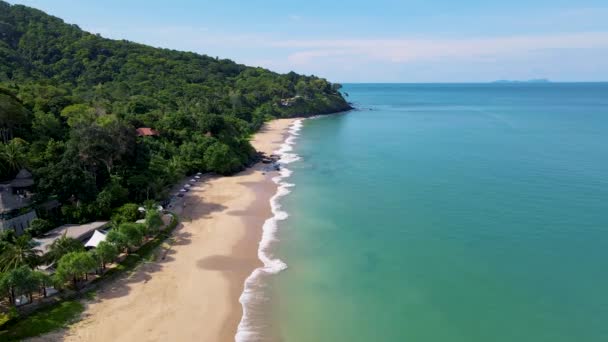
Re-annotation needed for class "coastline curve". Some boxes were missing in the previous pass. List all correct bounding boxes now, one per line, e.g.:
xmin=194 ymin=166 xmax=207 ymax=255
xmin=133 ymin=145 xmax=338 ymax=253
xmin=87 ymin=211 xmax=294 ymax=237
xmin=235 ymin=119 xmax=303 ymax=341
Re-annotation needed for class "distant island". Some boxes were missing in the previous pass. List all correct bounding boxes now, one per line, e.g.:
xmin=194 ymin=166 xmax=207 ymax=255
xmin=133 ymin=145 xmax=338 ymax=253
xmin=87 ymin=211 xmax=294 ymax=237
xmin=492 ymin=79 xmax=551 ymax=83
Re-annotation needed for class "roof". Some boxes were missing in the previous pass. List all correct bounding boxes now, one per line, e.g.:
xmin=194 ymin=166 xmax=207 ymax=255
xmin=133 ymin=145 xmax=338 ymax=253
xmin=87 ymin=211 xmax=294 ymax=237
xmin=136 ymin=127 xmax=159 ymax=137
xmin=9 ymin=169 xmax=34 ymax=187
xmin=84 ymin=230 xmax=107 ymax=248
xmin=10 ymin=178 xmax=34 ymax=188
xmin=15 ymin=169 xmax=32 ymax=179
xmin=33 ymin=221 xmax=109 ymax=254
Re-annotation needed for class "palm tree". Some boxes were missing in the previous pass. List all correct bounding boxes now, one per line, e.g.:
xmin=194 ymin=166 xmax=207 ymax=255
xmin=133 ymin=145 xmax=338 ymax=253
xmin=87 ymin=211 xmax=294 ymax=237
xmin=0 ymin=235 xmax=41 ymax=272
xmin=0 ymin=138 xmax=27 ymax=174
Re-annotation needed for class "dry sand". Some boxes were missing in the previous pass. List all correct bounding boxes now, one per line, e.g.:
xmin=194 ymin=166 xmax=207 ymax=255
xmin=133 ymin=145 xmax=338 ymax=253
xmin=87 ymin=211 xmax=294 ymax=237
xmin=33 ymin=119 xmax=296 ymax=342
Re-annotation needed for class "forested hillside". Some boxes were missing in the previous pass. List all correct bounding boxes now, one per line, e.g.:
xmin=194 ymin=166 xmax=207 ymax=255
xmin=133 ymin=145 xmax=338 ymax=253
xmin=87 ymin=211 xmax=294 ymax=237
xmin=0 ymin=0 xmax=350 ymax=224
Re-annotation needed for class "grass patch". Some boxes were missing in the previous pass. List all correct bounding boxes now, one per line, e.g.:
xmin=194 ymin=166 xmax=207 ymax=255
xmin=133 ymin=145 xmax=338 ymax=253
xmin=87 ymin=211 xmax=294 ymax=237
xmin=84 ymin=290 xmax=97 ymax=301
xmin=0 ymin=300 xmax=84 ymax=341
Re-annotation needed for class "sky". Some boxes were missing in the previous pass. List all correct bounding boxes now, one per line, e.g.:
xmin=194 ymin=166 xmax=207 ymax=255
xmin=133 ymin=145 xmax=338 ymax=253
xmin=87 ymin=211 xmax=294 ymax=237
xmin=7 ymin=0 xmax=608 ymax=82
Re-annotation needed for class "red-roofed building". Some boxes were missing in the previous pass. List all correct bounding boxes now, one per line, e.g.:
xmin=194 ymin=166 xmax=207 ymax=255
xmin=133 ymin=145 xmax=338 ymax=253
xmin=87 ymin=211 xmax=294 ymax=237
xmin=136 ymin=127 xmax=159 ymax=137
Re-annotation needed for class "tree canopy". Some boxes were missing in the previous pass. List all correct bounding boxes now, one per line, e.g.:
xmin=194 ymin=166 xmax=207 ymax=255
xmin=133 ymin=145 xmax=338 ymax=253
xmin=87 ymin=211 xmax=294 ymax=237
xmin=0 ymin=0 xmax=350 ymax=224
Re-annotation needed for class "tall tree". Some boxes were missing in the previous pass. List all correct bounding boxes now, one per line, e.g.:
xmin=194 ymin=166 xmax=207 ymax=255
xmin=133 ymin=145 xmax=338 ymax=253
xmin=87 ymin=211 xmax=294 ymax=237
xmin=92 ymin=241 xmax=118 ymax=271
xmin=54 ymin=251 xmax=96 ymax=289
xmin=0 ymin=265 xmax=38 ymax=305
xmin=145 ymin=209 xmax=164 ymax=235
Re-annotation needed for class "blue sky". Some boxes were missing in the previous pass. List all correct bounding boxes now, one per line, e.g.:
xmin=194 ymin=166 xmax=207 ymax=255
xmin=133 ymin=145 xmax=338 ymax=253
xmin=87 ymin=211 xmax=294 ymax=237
xmin=7 ymin=0 xmax=608 ymax=82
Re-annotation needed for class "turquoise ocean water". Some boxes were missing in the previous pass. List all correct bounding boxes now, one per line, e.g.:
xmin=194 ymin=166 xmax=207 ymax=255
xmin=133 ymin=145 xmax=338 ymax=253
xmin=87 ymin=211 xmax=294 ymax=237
xmin=269 ymin=83 xmax=608 ymax=341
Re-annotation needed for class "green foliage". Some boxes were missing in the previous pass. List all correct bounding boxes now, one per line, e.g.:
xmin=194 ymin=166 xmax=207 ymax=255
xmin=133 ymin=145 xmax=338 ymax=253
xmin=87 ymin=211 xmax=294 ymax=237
xmin=92 ymin=240 xmax=118 ymax=270
xmin=0 ymin=89 xmax=31 ymax=143
xmin=145 ymin=209 xmax=163 ymax=235
xmin=0 ymin=1 xmax=350 ymax=222
xmin=111 ymin=202 xmax=139 ymax=225
xmin=204 ymin=141 xmax=242 ymax=175
xmin=60 ymin=104 xmax=96 ymax=128
xmin=106 ymin=229 xmax=127 ymax=253
xmin=54 ymin=251 xmax=96 ymax=289
xmin=96 ymin=213 xmax=178 ymax=281
xmin=45 ymin=232 xmax=85 ymax=265
xmin=119 ymin=222 xmax=145 ymax=248
xmin=0 ymin=230 xmax=17 ymax=244
xmin=31 ymin=111 xmax=63 ymax=140
xmin=0 ymin=300 xmax=84 ymax=341
xmin=24 ymin=218 xmax=53 ymax=236
xmin=95 ymin=177 xmax=129 ymax=217
xmin=0 ymin=307 xmax=19 ymax=329
xmin=0 ymin=266 xmax=37 ymax=305
xmin=0 ymin=235 xmax=40 ymax=272
xmin=107 ymin=222 xmax=145 ymax=253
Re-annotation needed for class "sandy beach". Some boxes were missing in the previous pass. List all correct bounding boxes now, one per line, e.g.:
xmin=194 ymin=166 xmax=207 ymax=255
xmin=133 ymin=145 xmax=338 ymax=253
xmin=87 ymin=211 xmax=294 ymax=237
xmin=33 ymin=118 xmax=296 ymax=342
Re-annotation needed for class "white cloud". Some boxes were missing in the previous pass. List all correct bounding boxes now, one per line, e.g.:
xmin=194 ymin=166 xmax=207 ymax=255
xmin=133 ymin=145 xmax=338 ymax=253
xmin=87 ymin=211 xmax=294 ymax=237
xmin=79 ymin=25 xmax=608 ymax=81
xmin=270 ymin=32 xmax=608 ymax=65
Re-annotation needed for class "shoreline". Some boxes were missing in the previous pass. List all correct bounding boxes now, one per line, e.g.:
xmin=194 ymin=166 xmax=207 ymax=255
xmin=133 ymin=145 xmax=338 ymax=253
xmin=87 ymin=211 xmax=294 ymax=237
xmin=236 ymin=119 xmax=303 ymax=341
xmin=32 ymin=118 xmax=297 ymax=342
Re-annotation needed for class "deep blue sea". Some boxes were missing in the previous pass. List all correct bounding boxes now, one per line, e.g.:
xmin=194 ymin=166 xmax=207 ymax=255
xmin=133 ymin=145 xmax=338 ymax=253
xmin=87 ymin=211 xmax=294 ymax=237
xmin=267 ymin=83 xmax=608 ymax=341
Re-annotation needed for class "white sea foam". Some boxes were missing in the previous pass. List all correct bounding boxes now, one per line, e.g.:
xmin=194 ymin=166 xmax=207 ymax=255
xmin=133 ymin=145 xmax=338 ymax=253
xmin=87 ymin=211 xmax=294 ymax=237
xmin=235 ymin=119 xmax=303 ymax=342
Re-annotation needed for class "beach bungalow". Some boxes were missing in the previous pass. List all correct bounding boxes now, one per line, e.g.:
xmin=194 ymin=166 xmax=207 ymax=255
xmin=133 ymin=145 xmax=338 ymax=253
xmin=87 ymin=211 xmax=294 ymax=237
xmin=0 ymin=169 xmax=38 ymax=235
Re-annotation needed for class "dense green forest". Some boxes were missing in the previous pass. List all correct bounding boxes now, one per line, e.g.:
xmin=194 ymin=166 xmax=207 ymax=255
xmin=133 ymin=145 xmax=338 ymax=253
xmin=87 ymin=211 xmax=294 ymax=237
xmin=0 ymin=1 xmax=350 ymax=225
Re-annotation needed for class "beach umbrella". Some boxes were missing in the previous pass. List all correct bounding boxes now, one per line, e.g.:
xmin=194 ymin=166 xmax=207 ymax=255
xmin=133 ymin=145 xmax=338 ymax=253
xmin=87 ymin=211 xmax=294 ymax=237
xmin=180 ymin=188 xmax=187 ymax=193
xmin=194 ymin=175 xmax=201 ymax=179
xmin=138 ymin=206 xmax=146 ymax=212
xmin=196 ymin=172 xmax=202 ymax=175
xmin=189 ymin=179 xmax=196 ymax=183
xmin=184 ymin=184 xmax=191 ymax=188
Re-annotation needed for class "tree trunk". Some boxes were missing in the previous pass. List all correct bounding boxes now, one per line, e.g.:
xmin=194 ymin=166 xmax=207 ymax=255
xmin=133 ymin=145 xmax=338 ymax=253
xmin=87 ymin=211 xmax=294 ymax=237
xmin=73 ymin=275 xmax=78 ymax=290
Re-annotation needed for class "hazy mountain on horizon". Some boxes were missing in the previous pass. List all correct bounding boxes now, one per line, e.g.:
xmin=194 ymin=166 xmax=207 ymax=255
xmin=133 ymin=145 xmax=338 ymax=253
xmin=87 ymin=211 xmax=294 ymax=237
xmin=492 ymin=79 xmax=551 ymax=83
